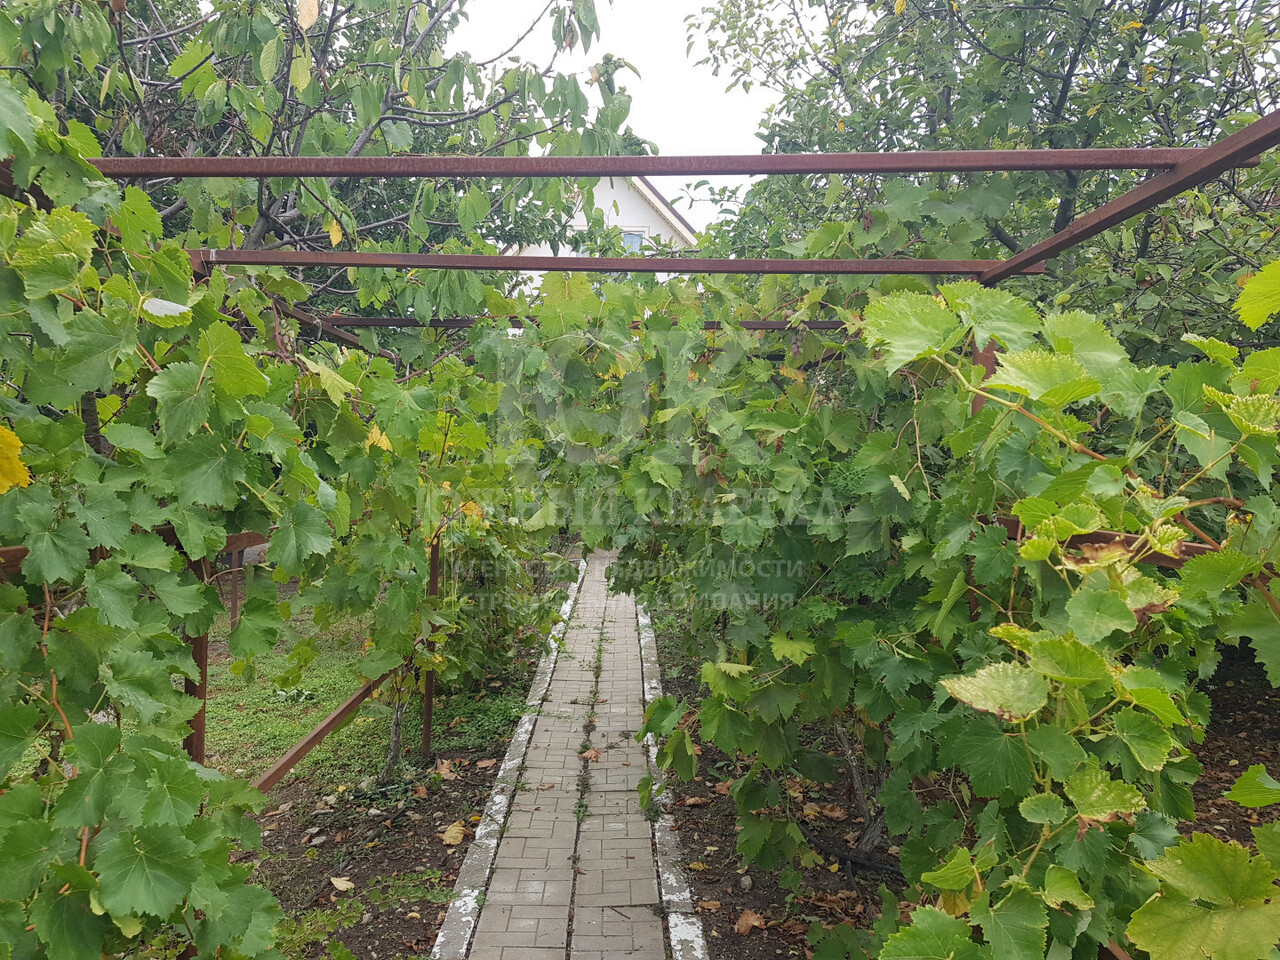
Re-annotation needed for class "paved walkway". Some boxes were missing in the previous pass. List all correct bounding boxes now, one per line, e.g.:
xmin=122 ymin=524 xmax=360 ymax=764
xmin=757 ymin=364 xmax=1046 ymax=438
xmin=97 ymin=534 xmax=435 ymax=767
xmin=438 ymin=554 xmax=696 ymax=960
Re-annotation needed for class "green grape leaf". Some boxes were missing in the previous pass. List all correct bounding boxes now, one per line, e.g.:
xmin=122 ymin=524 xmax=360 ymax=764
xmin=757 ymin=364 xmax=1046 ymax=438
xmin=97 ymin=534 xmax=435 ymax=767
xmin=880 ymin=906 xmax=991 ymax=960
xmin=1041 ymin=864 xmax=1094 ymax=910
xmin=29 ymin=882 xmax=108 ymax=960
xmin=972 ymin=886 xmax=1047 ymax=960
xmin=92 ymin=825 xmax=199 ymax=917
xmin=0 ymin=703 xmax=44 ymax=778
xmin=1025 ymin=635 xmax=1110 ymax=685
xmin=83 ymin=560 xmax=141 ymax=629
xmin=266 ymin=502 xmax=333 ymax=575
xmin=1225 ymin=764 xmax=1280 ymax=808
xmin=1128 ymin=836 xmax=1280 ymax=960
xmin=1113 ymin=708 xmax=1175 ymax=772
xmin=1235 ymin=259 xmax=1280 ymax=331
xmin=770 ymin=630 xmax=814 ymax=665
xmin=146 ymin=362 xmax=211 ymax=442
xmin=0 ymin=79 xmax=36 ymax=156
xmin=861 ymin=292 xmax=963 ymax=374
xmin=1179 ymin=549 xmax=1260 ymax=600
xmin=1254 ymin=824 xmax=1280 ymax=867
xmin=941 ymin=662 xmax=1049 ymax=722
xmin=198 ymin=322 xmax=269 ymax=397
xmin=166 ymin=435 xmax=247 ymax=508
xmin=987 ymin=350 xmax=1100 ymax=407
xmin=920 ymin=845 xmax=997 ymax=890
xmin=1019 ymin=792 xmax=1069 ymax=825
xmin=1065 ymin=573 xmax=1137 ymax=645
xmin=1065 ymin=766 xmax=1146 ymax=820
xmin=941 ymin=716 xmax=1035 ymax=796
xmin=940 ymin=281 xmax=1041 ymax=351
xmin=1237 ymin=346 xmax=1280 ymax=393
xmin=115 ymin=186 xmax=163 ymax=251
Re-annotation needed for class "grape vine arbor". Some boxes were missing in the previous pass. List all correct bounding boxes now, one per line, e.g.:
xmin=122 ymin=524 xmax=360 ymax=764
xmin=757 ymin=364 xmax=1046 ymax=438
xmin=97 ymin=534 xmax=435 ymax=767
xmin=4 ymin=105 xmax=1280 ymax=960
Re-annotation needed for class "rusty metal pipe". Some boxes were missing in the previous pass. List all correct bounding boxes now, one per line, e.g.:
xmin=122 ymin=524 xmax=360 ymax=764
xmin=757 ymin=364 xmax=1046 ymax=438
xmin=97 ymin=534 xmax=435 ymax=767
xmin=91 ymin=149 xmax=1222 ymax=179
xmin=196 ymin=249 xmax=1043 ymax=276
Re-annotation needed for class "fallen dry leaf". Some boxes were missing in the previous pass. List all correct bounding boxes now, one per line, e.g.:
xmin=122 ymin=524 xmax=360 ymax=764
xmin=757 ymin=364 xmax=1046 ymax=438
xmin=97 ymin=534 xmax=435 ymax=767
xmin=580 ymin=747 xmax=601 ymax=761
xmin=687 ymin=860 xmax=709 ymax=871
xmin=440 ymin=820 xmax=467 ymax=846
xmin=803 ymin=802 xmax=822 ymax=818
xmin=697 ymin=900 xmax=722 ymax=913
xmin=681 ymin=796 xmax=711 ymax=807
xmin=329 ymin=876 xmax=355 ymax=892
xmin=412 ymin=784 xmax=428 ymax=798
xmin=476 ymin=758 xmax=498 ymax=769
xmin=734 ymin=908 xmax=767 ymax=936
xmin=713 ymin=779 xmax=733 ymax=795
xmin=822 ymin=804 xmax=848 ymax=822
xmin=435 ymin=759 xmax=459 ymax=780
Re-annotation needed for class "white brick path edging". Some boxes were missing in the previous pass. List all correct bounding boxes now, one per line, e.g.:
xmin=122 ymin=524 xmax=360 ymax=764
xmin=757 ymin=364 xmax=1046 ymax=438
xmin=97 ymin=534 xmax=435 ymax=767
xmin=431 ymin=560 xmax=588 ymax=960
xmin=636 ymin=604 xmax=709 ymax=960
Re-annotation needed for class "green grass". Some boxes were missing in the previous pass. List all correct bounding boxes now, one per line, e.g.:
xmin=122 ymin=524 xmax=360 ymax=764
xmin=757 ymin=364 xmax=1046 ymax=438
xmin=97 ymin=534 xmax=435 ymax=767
xmin=204 ymin=600 xmax=537 ymax=790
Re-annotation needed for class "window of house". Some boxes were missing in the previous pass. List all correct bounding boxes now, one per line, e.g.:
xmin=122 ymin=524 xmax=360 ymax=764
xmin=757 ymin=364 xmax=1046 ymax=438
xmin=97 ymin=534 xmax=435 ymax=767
xmin=621 ymin=230 xmax=646 ymax=252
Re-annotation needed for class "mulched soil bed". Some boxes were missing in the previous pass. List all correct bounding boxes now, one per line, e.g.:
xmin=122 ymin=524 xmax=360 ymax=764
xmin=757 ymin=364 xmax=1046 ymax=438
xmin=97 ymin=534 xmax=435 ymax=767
xmin=1191 ymin=643 xmax=1280 ymax=844
xmin=652 ymin=611 xmax=1280 ymax=960
xmin=241 ymin=751 xmax=503 ymax=959
xmin=652 ymin=616 xmax=904 ymax=960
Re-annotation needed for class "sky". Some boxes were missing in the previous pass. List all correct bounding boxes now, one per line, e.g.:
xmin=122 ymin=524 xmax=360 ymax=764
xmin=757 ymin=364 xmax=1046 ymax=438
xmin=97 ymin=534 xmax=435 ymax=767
xmin=449 ymin=0 xmax=777 ymax=228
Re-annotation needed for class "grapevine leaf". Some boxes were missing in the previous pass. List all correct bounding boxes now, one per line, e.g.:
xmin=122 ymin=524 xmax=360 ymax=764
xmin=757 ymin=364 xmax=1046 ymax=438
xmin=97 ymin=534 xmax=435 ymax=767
xmin=940 ymin=281 xmax=1041 ymax=351
xmin=146 ymin=362 xmax=211 ymax=442
xmin=972 ymin=886 xmax=1047 ymax=960
xmin=1041 ymin=864 xmax=1094 ymax=910
xmin=861 ymin=292 xmax=963 ymax=374
xmin=1237 ymin=346 xmax=1280 ymax=394
xmin=941 ymin=716 xmax=1035 ymax=796
xmin=21 ymin=519 xmax=92 ymax=585
xmin=0 ymin=425 xmax=30 ymax=494
xmin=771 ymin=630 xmax=815 ymax=665
xmin=1225 ymin=764 xmax=1280 ymax=808
xmin=1066 ymin=573 xmax=1137 ymax=645
xmin=29 ymin=882 xmax=108 ymax=960
xmin=1129 ymin=836 xmax=1280 ymax=960
xmin=1178 ymin=549 xmax=1260 ymax=599
xmin=1025 ymin=635 xmax=1110 ymax=685
xmin=1235 ymin=259 xmax=1280 ymax=331
xmin=1254 ymin=824 xmax=1280 ymax=868
xmin=1019 ymin=792 xmax=1069 ymax=825
xmin=166 ymin=435 xmax=247 ymax=508
xmin=92 ymin=825 xmax=200 ymax=917
xmin=1065 ymin=766 xmax=1146 ymax=819
xmin=879 ymin=906 xmax=991 ymax=960
xmin=1043 ymin=310 xmax=1132 ymax=383
xmin=83 ymin=560 xmax=140 ymax=629
xmin=115 ymin=186 xmax=163 ymax=251
xmin=198 ymin=321 xmax=269 ymax=397
xmin=1113 ymin=708 xmax=1175 ymax=771
xmin=0 ymin=79 xmax=36 ymax=156
xmin=266 ymin=502 xmax=333 ymax=575
xmin=987 ymin=350 xmax=1100 ymax=407
xmin=941 ymin=662 xmax=1049 ymax=721
xmin=0 ymin=703 xmax=44 ymax=778
xmin=920 ymin=846 xmax=996 ymax=890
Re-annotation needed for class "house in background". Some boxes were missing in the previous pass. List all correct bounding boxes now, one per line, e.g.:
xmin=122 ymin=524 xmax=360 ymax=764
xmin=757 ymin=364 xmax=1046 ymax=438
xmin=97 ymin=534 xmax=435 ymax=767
xmin=516 ymin=175 xmax=699 ymax=256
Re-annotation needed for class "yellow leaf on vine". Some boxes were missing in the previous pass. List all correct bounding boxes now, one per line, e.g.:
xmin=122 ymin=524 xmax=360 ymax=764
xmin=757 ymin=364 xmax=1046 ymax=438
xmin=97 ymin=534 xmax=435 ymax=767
xmin=1121 ymin=20 xmax=1143 ymax=29
xmin=0 ymin=425 xmax=31 ymax=495
xmin=894 ymin=0 xmax=907 ymax=13
xmin=329 ymin=219 xmax=343 ymax=247
xmin=460 ymin=501 xmax=484 ymax=519
xmin=365 ymin=425 xmax=393 ymax=452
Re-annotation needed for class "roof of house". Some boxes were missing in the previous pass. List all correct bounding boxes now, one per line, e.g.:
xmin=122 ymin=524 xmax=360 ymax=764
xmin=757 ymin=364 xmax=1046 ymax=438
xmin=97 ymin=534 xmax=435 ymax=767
xmin=631 ymin=175 xmax=699 ymax=246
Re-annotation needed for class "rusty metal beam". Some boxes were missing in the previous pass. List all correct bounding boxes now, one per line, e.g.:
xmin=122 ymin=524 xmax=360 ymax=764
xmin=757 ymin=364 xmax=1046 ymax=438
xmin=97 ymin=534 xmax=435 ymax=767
xmin=982 ymin=109 xmax=1280 ymax=284
xmin=304 ymin=314 xmax=849 ymax=331
xmin=198 ymin=249 xmax=1043 ymax=276
xmin=251 ymin=671 xmax=394 ymax=792
xmin=91 ymin=149 xmax=1223 ymax=179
